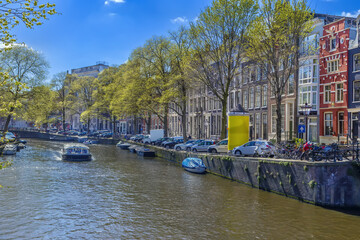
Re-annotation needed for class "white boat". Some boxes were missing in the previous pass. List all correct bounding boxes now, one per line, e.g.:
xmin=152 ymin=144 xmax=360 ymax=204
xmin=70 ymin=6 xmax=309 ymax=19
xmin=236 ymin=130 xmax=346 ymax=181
xmin=2 ymin=144 xmax=17 ymax=155
xmin=116 ymin=141 xmax=131 ymax=150
xmin=62 ymin=144 xmax=92 ymax=162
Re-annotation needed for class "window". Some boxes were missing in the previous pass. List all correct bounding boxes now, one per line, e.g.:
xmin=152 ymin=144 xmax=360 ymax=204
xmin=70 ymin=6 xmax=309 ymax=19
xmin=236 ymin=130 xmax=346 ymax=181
xmin=324 ymin=113 xmax=333 ymax=136
xmin=354 ymin=54 xmax=360 ymax=72
xmin=336 ymin=83 xmax=343 ymax=102
xmin=243 ymin=66 xmax=249 ymax=84
xmin=262 ymin=113 xmax=268 ymax=140
xmin=288 ymin=75 xmax=294 ymax=95
xmin=354 ymin=81 xmax=360 ymax=102
xmin=262 ymin=85 xmax=267 ymax=107
xmin=243 ymin=89 xmax=248 ymax=110
xmin=249 ymin=87 xmax=254 ymax=109
xmin=338 ymin=112 xmax=344 ymax=136
xmin=255 ymin=86 xmax=261 ymax=108
xmin=230 ymin=92 xmax=234 ymax=109
xmin=250 ymin=66 xmax=255 ymax=82
xmin=257 ymin=66 xmax=261 ymax=81
xmin=327 ymin=60 xmax=339 ymax=73
xmin=324 ymin=85 xmax=331 ymax=103
xmin=330 ymin=38 xmax=336 ymax=51
xmin=255 ymin=113 xmax=260 ymax=139
xmin=299 ymin=86 xmax=317 ymax=110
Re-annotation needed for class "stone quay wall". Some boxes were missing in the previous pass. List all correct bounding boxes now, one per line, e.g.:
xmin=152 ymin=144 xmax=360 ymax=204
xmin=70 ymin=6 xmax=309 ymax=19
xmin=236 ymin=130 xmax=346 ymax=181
xmin=142 ymin=144 xmax=360 ymax=208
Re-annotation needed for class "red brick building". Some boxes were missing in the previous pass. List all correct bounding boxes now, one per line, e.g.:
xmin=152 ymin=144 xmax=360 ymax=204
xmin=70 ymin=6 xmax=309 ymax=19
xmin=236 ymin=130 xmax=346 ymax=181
xmin=319 ymin=18 xmax=357 ymax=143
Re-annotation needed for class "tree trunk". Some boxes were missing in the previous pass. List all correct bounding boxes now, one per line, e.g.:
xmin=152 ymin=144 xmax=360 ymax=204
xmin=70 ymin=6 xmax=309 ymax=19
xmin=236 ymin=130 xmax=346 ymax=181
xmin=3 ymin=113 xmax=13 ymax=134
xmin=276 ymin=95 xmax=282 ymax=143
xmin=62 ymin=106 xmax=66 ymax=131
xmin=87 ymin=118 xmax=90 ymax=133
xmin=112 ymin=115 xmax=116 ymax=139
xmin=220 ymin=99 xmax=227 ymax=140
xmin=133 ymin=116 xmax=138 ymax=134
xmin=146 ymin=115 xmax=151 ymax=134
xmin=182 ymin=106 xmax=187 ymax=142
xmin=293 ymin=37 xmax=300 ymax=140
xmin=163 ymin=105 xmax=169 ymax=137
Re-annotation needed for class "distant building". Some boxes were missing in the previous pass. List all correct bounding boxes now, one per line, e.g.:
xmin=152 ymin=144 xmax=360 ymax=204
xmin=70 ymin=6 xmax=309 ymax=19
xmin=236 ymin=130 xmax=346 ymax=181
xmin=71 ymin=61 xmax=109 ymax=78
xmin=68 ymin=62 xmax=110 ymax=132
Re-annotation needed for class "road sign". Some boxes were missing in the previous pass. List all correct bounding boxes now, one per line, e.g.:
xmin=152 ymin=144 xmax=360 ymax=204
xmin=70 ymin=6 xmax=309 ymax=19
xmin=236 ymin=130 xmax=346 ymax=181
xmin=298 ymin=124 xmax=306 ymax=133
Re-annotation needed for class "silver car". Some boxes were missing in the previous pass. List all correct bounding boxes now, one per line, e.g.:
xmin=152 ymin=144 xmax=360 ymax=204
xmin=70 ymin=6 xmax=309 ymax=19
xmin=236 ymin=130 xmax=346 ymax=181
xmin=232 ymin=140 xmax=275 ymax=157
xmin=174 ymin=140 xmax=195 ymax=151
xmin=191 ymin=140 xmax=216 ymax=152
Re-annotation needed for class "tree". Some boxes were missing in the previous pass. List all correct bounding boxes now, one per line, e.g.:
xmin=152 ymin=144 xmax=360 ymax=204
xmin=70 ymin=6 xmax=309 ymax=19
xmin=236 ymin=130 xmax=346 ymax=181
xmin=139 ymin=37 xmax=173 ymax=137
xmin=245 ymin=0 xmax=313 ymax=143
xmin=189 ymin=0 xmax=258 ymax=139
xmin=0 ymin=45 xmax=49 ymax=133
xmin=0 ymin=0 xmax=57 ymax=46
xmin=111 ymin=49 xmax=156 ymax=135
xmin=67 ymin=75 xmax=97 ymax=132
xmin=91 ymin=66 xmax=122 ymax=135
xmin=51 ymin=72 xmax=72 ymax=131
xmin=23 ymin=85 xmax=57 ymax=130
xmin=166 ymin=26 xmax=193 ymax=141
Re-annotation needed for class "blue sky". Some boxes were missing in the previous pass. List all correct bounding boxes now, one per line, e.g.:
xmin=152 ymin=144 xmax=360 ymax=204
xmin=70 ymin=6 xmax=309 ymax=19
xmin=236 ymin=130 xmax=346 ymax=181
xmin=12 ymin=0 xmax=360 ymax=81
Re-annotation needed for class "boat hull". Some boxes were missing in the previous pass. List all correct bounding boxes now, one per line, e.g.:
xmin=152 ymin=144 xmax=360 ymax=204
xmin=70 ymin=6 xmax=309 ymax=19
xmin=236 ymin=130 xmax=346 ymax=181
xmin=183 ymin=167 xmax=206 ymax=174
xmin=137 ymin=150 xmax=155 ymax=157
xmin=117 ymin=144 xmax=130 ymax=150
xmin=62 ymin=154 xmax=92 ymax=162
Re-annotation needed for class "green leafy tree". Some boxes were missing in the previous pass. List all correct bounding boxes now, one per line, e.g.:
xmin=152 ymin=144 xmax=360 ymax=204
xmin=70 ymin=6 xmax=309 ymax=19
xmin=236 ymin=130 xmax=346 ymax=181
xmin=0 ymin=0 xmax=57 ymax=46
xmin=245 ymin=0 xmax=313 ymax=143
xmin=0 ymin=45 xmax=49 ymax=133
xmin=189 ymin=0 xmax=258 ymax=139
xmin=23 ymin=85 xmax=57 ymax=130
xmin=91 ymin=66 xmax=122 ymax=135
xmin=51 ymin=72 xmax=73 ymax=131
xmin=67 ymin=75 xmax=97 ymax=132
xmin=166 ymin=26 xmax=193 ymax=141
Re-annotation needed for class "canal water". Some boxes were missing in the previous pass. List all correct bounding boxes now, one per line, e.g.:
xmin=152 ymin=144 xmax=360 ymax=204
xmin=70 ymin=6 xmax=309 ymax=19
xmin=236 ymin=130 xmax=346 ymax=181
xmin=0 ymin=139 xmax=360 ymax=239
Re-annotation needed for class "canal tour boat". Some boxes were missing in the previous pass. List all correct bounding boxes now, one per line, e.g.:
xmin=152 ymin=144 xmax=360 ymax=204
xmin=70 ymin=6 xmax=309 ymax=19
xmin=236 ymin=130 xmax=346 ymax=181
xmin=182 ymin=157 xmax=207 ymax=174
xmin=116 ymin=141 xmax=131 ymax=150
xmin=2 ymin=144 xmax=17 ymax=155
xmin=62 ymin=144 xmax=92 ymax=162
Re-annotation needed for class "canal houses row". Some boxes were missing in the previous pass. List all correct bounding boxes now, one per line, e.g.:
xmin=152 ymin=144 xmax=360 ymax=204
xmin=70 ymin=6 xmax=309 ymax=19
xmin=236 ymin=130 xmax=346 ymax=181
xmin=167 ymin=14 xmax=360 ymax=144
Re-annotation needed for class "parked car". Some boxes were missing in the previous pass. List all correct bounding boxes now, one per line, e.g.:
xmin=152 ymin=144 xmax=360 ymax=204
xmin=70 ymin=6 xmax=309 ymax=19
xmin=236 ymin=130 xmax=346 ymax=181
xmin=130 ymin=134 xmax=145 ymax=142
xmin=174 ymin=140 xmax=195 ymax=151
xmin=191 ymin=140 xmax=216 ymax=152
xmin=161 ymin=138 xmax=174 ymax=147
xmin=100 ymin=132 xmax=113 ymax=138
xmin=78 ymin=131 xmax=87 ymax=136
xmin=232 ymin=140 xmax=276 ymax=157
xmin=87 ymin=131 xmax=99 ymax=137
xmin=185 ymin=139 xmax=204 ymax=151
xmin=142 ymin=135 xmax=151 ymax=144
xmin=152 ymin=137 xmax=171 ymax=146
xmin=163 ymin=138 xmax=184 ymax=149
xmin=208 ymin=139 xmax=228 ymax=153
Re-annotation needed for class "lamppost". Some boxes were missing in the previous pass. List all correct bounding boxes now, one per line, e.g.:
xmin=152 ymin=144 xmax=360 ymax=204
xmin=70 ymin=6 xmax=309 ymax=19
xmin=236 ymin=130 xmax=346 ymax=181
xmin=300 ymin=103 xmax=312 ymax=142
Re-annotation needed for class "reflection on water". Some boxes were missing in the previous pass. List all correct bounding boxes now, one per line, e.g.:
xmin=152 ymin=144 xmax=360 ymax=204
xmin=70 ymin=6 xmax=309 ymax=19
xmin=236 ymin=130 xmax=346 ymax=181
xmin=0 ymin=139 xmax=359 ymax=239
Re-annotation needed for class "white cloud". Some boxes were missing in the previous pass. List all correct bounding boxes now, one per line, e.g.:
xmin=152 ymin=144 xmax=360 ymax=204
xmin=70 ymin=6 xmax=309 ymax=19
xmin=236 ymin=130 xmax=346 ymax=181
xmin=108 ymin=13 xmax=117 ymax=17
xmin=341 ymin=9 xmax=360 ymax=18
xmin=171 ymin=17 xmax=188 ymax=24
xmin=105 ymin=0 xmax=125 ymax=5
